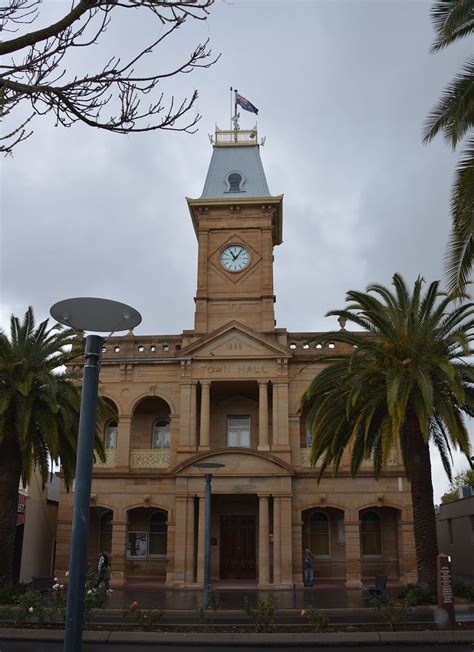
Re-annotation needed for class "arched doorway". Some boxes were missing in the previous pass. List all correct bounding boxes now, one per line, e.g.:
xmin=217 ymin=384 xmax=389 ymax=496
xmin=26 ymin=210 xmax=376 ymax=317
xmin=301 ymin=507 xmax=346 ymax=580
xmin=126 ymin=507 xmax=168 ymax=579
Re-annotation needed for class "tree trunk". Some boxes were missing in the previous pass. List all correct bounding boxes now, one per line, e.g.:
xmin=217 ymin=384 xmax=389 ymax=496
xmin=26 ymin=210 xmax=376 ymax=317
xmin=0 ymin=433 xmax=22 ymax=586
xmin=408 ymin=422 xmax=438 ymax=591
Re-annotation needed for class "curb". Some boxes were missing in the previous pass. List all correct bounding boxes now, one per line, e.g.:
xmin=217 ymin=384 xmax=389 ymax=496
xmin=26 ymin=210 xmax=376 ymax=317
xmin=0 ymin=628 xmax=473 ymax=646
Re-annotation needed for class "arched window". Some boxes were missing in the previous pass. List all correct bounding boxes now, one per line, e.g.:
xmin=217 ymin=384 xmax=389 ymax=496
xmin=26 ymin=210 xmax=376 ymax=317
xmin=99 ymin=511 xmax=113 ymax=553
xmin=105 ymin=421 xmax=117 ymax=449
xmin=227 ymin=172 xmax=243 ymax=192
xmin=309 ymin=511 xmax=330 ymax=556
xmin=361 ymin=511 xmax=382 ymax=556
xmin=152 ymin=419 xmax=170 ymax=449
xmin=149 ymin=511 xmax=167 ymax=555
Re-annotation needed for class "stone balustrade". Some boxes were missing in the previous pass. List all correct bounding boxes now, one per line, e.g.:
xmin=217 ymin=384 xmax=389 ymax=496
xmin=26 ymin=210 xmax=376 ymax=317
xmin=130 ymin=449 xmax=171 ymax=469
xmin=94 ymin=449 xmax=116 ymax=468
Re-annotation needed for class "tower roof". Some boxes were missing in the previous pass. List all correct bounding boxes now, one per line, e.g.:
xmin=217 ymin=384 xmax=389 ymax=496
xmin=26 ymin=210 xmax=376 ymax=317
xmin=200 ymin=128 xmax=271 ymax=200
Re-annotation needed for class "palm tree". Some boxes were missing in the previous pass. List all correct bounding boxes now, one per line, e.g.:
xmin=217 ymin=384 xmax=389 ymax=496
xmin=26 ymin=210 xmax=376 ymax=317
xmin=423 ymin=0 xmax=474 ymax=291
xmin=0 ymin=307 xmax=105 ymax=586
xmin=302 ymin=274 xmax=473 ymax=588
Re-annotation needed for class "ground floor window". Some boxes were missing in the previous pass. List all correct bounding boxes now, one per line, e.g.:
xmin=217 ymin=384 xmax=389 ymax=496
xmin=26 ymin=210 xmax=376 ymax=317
xmin=309 ymin=511 xmax=330 ymax=556
xmin=361 ymin=511 xmax=382 ymax=555
xmin=126 ymin=508 xmax=168 ymax=558
xmin=99 ymin=511 xmax=113 ymax=553
xmin=127 ymin=532 xmax=147 ymax=558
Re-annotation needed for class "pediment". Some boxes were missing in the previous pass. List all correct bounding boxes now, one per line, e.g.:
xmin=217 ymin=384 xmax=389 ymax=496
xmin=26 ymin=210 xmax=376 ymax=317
xmin=218 ymin=394 xmax=257 ymax=407
xmin=173 ymin=449 xmax=293 ymax=477
xmin=179 ymin=321 xmax=289 ymax=360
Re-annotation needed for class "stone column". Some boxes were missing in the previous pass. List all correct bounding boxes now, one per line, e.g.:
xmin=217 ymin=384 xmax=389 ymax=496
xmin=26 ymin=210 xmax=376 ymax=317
xmin=185 ymin=497 xmax=196 ymax=583
xmin=272 ymin=383 xmax=289 ymax=451
xmin=258 ymin=495 xmax=270 ymax=586
xmin=292 ymin=519 xmax=304 ymax=586
xmin=55 ymin=518 xmax=72 ymax=580
xmin=345 ymin=518 xmax=362 ymax=587
xmin=190 ymin=382 xmax=197 ymax=450
xmin=199 ymin=381 xmax=211 ymax=450
xmin=273 ymin=496 xmax=281 ymax=585
xmin=178 ymin=384 xmax=192 ymax=449
xmin=173 ymin=496 xmax=188 ymax=585
xmin=115 ymin=415 xmax=132 ymax=468
xmin=110 ymin=518 xmax=127 ymax=588
xmin=196 ymin=496 xmax=205 ymax=584
xmin=258 ymin=381 xmax=269 ymax=451
xmin=280 ymin=496 xmax=293 ymax=586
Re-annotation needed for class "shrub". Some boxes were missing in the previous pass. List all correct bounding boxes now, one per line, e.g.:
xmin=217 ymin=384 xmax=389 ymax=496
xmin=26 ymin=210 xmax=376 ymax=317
xmin=0 ymin=583 xmax=27 ymax=605
xmin=302 ymin=605 xmax=328 ymax=632
xmin=401 ymin=583 xmax=436 ymax=606
xmin=453 ymin=579 xmax=474 ymax=601
xmin=369 ymin=592 xmax=411 ymax=630
xmin=123 ymin=600 xmax=163 ymax=631
xmin=243 ymin=594 xmax=278 ymax=633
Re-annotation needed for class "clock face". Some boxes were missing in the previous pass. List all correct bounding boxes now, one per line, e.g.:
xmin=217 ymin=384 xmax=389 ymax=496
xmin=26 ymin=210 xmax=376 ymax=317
xmin=220 ymin=245 xmax=251 ymax=272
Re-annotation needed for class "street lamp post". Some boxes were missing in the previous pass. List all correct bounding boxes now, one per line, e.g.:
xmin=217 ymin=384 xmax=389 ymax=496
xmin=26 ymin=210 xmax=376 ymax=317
xmin=192 ymin=462 xmax=225 ymax=609
xmin=51 ymin=298 xmax=141 ymax=652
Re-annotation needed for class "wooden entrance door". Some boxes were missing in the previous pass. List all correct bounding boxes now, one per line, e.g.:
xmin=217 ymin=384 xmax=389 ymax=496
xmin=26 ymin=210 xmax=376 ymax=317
xmin=219 ymin=515 xmax=256 ymax=580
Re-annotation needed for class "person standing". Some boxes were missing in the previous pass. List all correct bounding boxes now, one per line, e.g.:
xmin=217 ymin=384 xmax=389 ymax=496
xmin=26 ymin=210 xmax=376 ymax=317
xmin=93 ymin=551 xmax=113 ymax=593
xmin=303 ymin=548 xmax=314 ymax=587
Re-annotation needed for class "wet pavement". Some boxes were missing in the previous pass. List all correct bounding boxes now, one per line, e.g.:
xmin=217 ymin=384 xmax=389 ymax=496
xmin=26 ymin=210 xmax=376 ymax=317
xmin=106 ymin=586 xmax=385 ymax=611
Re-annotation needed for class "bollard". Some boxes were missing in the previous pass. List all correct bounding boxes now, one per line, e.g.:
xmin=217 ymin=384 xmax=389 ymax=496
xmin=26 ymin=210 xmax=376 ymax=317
xmin=292 ymin=583 xmax=297 ymax=609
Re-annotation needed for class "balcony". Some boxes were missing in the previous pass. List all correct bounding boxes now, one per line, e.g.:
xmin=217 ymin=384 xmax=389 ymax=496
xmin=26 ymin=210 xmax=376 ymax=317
xmin=94 ymin=449 xmax=116 ymax=469
xmin=130 ymin=449 xmax=171 ymax=469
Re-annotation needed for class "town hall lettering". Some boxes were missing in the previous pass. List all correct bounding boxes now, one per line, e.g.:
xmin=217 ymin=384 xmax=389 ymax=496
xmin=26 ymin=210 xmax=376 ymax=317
xmin=204 ymin=364 xmax=268 ymax=375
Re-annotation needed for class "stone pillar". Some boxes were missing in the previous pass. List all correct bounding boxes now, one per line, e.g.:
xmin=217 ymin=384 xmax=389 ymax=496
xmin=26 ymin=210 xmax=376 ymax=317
xmin=258 ymin=495 xmax=270 ymax=586
xmin=110 ymin=518 xmax=127 ymax=588
xmin=292 ymin=519 xmax=304 ymax=586
xmin=272 ymin=383 xmax=289 ymax=451
xmin=173 ymin=496 xmax=188 ymax=585
xmin=190 ymin=382 xmax=197 ymax=450
xmin=115 ymin=415 xmax=132 ymax=468
xmin=185 ymin=497 xmax=196 ymax=583
xmin=178 ymin=384 xmax=192 ymax=449
xmin=55 ymin=518 xmax=72 ymax=580
xmin=196 ymin=496 xmax=205 ymax=584
xmin=280 ymin=496 xmax=293 ymax=586
xmin=273 ymin=496 xmax=281 ymax=585
xmin=345 ymin=519 xmax=362 ymax=587
xmin=199 ymin=381 xmax=211 ymax=450
xmin=398 ymin=517 xmax=418 ymax=584
xmin=258 ymin=381 xmax=269 ymax=451
xmin=166 ymin=511 xmax=176 ymax=586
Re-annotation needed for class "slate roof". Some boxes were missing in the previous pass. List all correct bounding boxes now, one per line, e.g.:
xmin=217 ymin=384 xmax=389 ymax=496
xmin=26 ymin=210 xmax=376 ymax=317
xmin=200 ymin=144 xmax=271 ymax=199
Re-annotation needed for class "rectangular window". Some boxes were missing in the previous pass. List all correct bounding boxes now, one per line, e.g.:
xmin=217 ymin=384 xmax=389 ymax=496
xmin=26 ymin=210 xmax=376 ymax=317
xmin=305 ymin=428 xmax=313 ymax=448
xmin=447 ymin=519 xmax=454 ymax=545
xmin=149 ymin=532 xmax=166 ymax=555
xmin=227 ymin=416 xmax=250 ymax=448
xmin=127 ymin=532 xmax=147 ymax=558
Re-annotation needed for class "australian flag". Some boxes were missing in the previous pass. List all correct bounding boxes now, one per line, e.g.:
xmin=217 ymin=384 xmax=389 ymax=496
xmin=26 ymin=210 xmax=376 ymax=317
xmin=236 ymin=93 xmax=259 ymax=115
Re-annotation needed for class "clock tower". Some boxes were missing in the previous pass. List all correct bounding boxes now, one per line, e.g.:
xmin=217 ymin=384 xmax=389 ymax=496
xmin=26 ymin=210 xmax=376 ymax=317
xmin=187 ymin=127 xmax=283 ymax=335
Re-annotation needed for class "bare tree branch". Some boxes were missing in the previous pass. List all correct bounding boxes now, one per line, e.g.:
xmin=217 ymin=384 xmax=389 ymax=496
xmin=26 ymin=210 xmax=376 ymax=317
xmin=0 ymin=0 xmax=218 ymax=154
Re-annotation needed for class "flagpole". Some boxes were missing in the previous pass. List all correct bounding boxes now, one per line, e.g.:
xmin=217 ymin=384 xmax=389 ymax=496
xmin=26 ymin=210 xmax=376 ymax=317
xmin=230 ymin=86 xmax=233 ymax=132
xmin=234 ymin=89 xmax=238 ymax=142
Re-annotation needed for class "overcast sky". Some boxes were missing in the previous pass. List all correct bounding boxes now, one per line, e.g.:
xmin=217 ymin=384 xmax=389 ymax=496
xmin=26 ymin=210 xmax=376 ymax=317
xmin=1 ymin=0 xmax=473 ymax=500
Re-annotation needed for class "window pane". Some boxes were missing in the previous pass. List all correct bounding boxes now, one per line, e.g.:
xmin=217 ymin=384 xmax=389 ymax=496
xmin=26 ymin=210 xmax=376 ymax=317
xmin=149 ymin=533 xmax=166 ymax=555
xmin=105 ymin=424 xmax=117 ymax=449
xmin=152 ymin=421 xmax=170 ymax=449
xmin=361 ymin=512 xmax=382 ymax=555
xmin=99 ymin=513 xmax=113 ymax=553
xmin=310 ymin=512 xmax=329 ymax=556
xmin=229 ymin=417 xmax=250 ymax=428
xmin=227 ymin=416 xmax=250 ymax=448
xmin=127 ymin=532 xmax=147 ymax=557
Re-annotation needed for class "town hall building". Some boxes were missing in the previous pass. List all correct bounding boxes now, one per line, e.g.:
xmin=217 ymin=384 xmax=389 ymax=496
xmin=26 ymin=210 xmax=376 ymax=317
xmin=56 ymin=125 xmax=417 ymax=588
